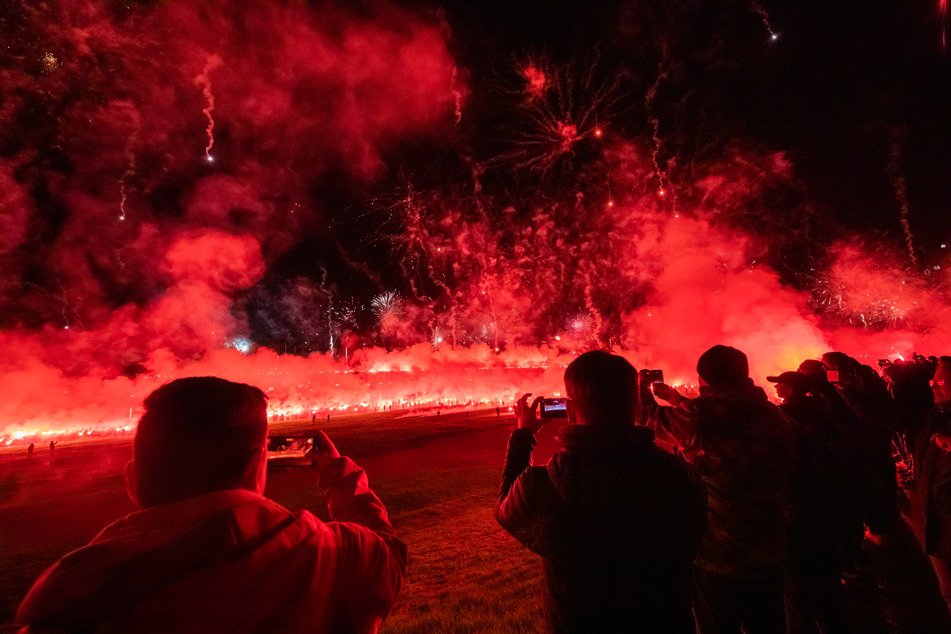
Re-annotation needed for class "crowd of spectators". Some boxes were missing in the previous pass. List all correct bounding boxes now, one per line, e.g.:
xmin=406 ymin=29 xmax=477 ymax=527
xmin=14 ymin=346 xmax=951 ymax=633
xmin=498 ymin=346 xmax=951 ymax=633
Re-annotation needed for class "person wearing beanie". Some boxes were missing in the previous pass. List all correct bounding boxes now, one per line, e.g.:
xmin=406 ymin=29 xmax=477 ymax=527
xmin=640 ymin=345 xmax=795 ymax=634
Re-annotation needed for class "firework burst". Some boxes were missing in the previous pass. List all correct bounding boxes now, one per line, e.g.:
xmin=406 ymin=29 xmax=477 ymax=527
xmin=487 ymin=52 xmax=630 ymax=176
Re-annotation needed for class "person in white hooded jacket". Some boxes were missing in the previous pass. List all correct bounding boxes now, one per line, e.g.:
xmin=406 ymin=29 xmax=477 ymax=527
xmin=16 ymin=376 xmax=406 ymax=634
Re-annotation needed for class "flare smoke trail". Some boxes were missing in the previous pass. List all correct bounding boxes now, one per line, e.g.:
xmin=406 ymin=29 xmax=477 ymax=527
xmin=195 ymin=54 xmax=224 ymax=162
xmin=889 ymin=137 xmax=919 ymax=269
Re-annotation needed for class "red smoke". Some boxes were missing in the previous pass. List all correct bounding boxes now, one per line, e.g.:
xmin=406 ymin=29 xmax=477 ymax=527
xmin=1 ymin=2 xmax=950 ymax=444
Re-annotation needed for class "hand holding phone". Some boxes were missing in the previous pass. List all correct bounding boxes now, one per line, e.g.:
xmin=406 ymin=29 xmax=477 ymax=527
xmin=515 ymin=393 xmax=547 ymax=433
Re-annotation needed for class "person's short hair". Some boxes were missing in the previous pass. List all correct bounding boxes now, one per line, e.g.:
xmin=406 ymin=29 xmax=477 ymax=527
xmin=564 ymin=350 xmax=638 ymax=428
xmin=133 ymin=377 xmax=269 ymax=507
xmin=820 ymin=351 xmax=853 ymax=373
xmin=696 ymin=345 xmax=749 ymax=386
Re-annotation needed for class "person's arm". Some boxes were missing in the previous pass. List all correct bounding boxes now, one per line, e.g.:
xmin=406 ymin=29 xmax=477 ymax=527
xmin=638 ymin=378 xmax=698 ymax=451
xmin=495 ymin=394 xmax=558 ymax=556
xmin=309 ymin=432 xmax=407 ymax=623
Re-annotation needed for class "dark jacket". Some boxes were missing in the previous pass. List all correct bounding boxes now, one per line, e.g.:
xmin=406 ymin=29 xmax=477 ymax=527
xmin=779 ymin=393 xmax=841 ymax=575
xmin=497 ymin=424 xmax=707 ymax=633
xmin=911 ymin=407 xmax=951 ymax=559
xmin=642 ymin=378 xmax=795 ymax=578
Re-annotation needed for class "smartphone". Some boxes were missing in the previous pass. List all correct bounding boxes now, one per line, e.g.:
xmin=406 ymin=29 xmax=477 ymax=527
xmin=647 ymin=369 xmax=665 ymax=385
xmin=266 ymin=435 xmax=315 ymax=467
xmin=826 ymin=370 xmax=840 ymax=383
xmin=539 ymin=397 xmax=568 ymax=419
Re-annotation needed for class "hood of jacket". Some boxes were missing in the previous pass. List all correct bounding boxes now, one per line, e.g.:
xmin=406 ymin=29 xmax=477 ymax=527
xmin=17 ymin=489 xmax=307 ymax=630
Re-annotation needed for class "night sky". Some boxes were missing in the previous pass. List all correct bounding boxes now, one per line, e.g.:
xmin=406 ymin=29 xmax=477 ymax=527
xmin=1 ymin=0 xmax=949 ymax=369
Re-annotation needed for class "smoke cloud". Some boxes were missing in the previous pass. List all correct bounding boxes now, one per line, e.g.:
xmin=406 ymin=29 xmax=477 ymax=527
xmin=1 ymin=2 xmax=949 ymax=441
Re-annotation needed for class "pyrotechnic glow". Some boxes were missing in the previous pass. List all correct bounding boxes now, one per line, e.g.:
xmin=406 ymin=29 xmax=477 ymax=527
xmin=41 ymin=52 xmax=61 ymax=74
xmin=231 ymin=337 xmax=253 ymax=354
xmin=490 ymin=54 xmax=627 ymax=174
xmin=522 ymin=65 xmax=547 ymax=100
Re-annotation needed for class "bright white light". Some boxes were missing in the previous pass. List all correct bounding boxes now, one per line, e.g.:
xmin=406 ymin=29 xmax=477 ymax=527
xmin=231 ymin=337 xmax=252 ymax=354
xmin=207 ymin=155 xmax=214 ymax=162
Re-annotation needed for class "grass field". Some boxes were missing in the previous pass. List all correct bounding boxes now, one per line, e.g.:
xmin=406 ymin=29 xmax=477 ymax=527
xmin=10 ymin=408 xmax=951 ymax=632
xmin=0 ymin=409 xmax=545 ymax=632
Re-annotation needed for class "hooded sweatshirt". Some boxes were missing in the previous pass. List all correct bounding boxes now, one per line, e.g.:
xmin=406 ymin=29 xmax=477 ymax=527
xmin=16 ymin=456 xmax=406 ymax=634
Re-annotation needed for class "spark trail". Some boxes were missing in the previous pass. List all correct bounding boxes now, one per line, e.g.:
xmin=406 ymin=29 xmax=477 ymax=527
xmin=942 ymin=0 xmax=948 ymax=50
xmin=117 ymin=104 xmax=141 ymax=222
xmin=489 ymin=54 xmax=626 ymax=175
xmin=646 ymin=55 xmax=669 ymax=196
xmin=194 ymin=54 xmax=224 ymax=162
xmin=889 ymin=138 xmax=919 ymax=268
xmin=750 ymin=0 xmax=778 ymax=41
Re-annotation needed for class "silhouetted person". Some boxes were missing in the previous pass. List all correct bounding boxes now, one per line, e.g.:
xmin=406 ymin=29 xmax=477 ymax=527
xmin=822 ymin=351 xmax=901 ymax=538
xmin=27 ymin=443 xmax=34 ymax=460
xmin=496 ymin=406 xmax=501 ymax=417
xmin=497 ymin=351 xmax=707 ymax=633
xmin=768 ymin=371 xmax=847 ymax=633
xmin=799 ymin=358 xmax=868 ymax=570
xmin=48 ymin=441 xmax=55 ymax=456
xmin=883 ymin=357 xmax=937 ymax=485
xmin=17 ymin=377 xmax=406 ymax=633
xmin=910 ymin=356 xmax=951 ymax=614
xmin=642 ymin=344 xmax=795 ymax=634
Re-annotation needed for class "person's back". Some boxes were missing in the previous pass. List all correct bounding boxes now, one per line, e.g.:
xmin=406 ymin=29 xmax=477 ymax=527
xmin=497 ymin=351 xmax=706 ymax=633
xmin=17 ymin=488 xmax=403 ymax=632
xmin=687 ymin=379 xmax=794 ymax=577
xmin=17 ymin=377 xmax=406 ymax=633
xmin=642 ymin=345 xmax=794 ymax=633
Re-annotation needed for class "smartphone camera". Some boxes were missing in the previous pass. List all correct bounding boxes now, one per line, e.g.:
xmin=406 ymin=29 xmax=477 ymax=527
xmin=645 ymin=369 xmax=664 ymax=386
xmin=539 ymin=397 xmax=569 ymax=419
xmin=266 ymin=435 xmax=315 ymax=467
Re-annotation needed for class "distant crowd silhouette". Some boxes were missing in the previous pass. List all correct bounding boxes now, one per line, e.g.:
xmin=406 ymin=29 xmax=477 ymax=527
xmin=14 ymin=346 xmax=951 ymax=633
